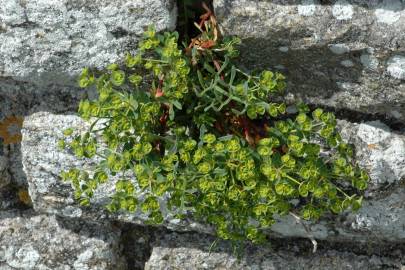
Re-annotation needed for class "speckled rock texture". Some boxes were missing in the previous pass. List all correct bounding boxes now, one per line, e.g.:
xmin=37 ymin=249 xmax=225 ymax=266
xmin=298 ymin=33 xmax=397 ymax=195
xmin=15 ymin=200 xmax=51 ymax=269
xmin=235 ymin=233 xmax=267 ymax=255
xmin=20 ymin=112 xmax=405 ymax=242
xmin=0 ymin=210 xmax=126 ymax=270
xmin=20 ymin=112 xmax=211 ymax=234
xmin=0 ymin=0 xmax=177 ymax=213
xmin=144 ymin=232 xmax=404 ymax=270
xmin=0 ymin=1 xmax=179 ymax=268
xmin=0 ymin=0 xmax=177 ymax=87
xmin=3 ymin=1 xmax=405 ymax=268
xmin=214 ymin=0 xmax=405 ymax=122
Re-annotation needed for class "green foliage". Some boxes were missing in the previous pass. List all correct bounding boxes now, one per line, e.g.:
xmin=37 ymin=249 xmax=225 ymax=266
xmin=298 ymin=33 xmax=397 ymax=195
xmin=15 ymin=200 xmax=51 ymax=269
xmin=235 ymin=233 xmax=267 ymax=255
xmin=61 ymin=24 xmax=369 ymax=244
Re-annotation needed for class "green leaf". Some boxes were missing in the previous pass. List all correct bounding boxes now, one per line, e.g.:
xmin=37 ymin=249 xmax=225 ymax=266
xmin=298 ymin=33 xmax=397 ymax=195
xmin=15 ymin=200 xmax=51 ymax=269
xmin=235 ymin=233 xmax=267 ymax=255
xmin=351 ymin=196 xmax=363 ymax=211
xmin=79 ymin=197 xmax=90 ymax=206
xmin=169 ymin=104 xmax=175 ymax=120
xmin=353 ymin=178 xmax=368 ymax=191
xmin=247 ymin=106 xmax=257 ymax=119
xmin=172 ymin=100 xmax=182 ymax=110
xmin=107 ymin=63 xmax=119 ymax=71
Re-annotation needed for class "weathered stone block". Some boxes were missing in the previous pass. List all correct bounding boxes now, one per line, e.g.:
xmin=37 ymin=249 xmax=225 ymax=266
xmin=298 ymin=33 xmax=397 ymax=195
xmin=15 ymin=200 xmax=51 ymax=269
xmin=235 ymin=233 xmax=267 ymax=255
xmin=0 ymin=0 xmax=177 ymax=86
xmin=0 ymin=210 xmax=125 ymax=270
xmin=144 ymin=232 xmax=403 ymax=270
xmin=20 ymin=112 xmax=405 ymax=242
xmin=214 ymin=0 xmax=405 ymax=121
xmin=0 ymin=0 xmax=177 ymax=197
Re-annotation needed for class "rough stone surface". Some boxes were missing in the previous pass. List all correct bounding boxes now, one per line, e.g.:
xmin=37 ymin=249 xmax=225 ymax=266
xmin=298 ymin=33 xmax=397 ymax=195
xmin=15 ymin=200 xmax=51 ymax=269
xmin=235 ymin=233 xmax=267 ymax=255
xmin=21 ymin=112 xmax=405 ymax=242
xmin=0 ymin=0 xmax=178 ymax=234
xmin=3 ymin=1 xmax=405 ymax=267
xmin=0 ymin=0 xmax=177 ymax=86
xmin=145 ymin=232 xmax=404 ymax=270
xmin=214 ymin=0 xmax=405 ymax=122
xmin=0 ymin=77 xmax=88 ymax=212
xmin=0 ymin=210 xmax=126 ymax=270
xmin=21 ymin=112 xmax=210 ymax=234
xmin=339 ymin=120 xmax=405 ymax=187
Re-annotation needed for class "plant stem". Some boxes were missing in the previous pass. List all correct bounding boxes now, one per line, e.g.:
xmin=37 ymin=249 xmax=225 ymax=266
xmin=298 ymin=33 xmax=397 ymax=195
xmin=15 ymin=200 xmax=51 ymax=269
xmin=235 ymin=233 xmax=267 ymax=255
xmin=285 ymin=174 xmax=302 ymax=185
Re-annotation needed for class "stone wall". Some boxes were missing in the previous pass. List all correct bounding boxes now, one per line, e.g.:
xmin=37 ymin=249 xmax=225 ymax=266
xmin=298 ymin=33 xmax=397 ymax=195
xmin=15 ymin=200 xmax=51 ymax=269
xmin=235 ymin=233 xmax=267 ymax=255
xmin=1 ymin=0 xmax=405 ymax=269
xmin=214 ymin=0 xmax=405 ymax=123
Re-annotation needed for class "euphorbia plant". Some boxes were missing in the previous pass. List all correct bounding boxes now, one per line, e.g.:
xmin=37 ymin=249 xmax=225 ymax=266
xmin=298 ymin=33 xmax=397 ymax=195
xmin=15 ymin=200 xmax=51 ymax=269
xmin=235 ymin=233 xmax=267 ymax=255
xmin=60 ymin=7 xmax=368 ymax=244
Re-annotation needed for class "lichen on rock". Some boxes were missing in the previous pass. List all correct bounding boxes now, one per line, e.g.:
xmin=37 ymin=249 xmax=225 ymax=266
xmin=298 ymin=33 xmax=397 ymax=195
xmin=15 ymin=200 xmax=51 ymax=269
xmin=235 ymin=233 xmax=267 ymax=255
xmin=0 ymin=210 xmax=125 ymax=270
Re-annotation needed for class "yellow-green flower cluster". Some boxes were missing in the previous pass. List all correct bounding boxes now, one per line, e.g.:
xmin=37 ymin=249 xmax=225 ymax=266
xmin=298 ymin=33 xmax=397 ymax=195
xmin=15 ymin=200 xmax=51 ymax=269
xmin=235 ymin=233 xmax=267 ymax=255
xmin=60 ymin=25 xmax=369 ymax=245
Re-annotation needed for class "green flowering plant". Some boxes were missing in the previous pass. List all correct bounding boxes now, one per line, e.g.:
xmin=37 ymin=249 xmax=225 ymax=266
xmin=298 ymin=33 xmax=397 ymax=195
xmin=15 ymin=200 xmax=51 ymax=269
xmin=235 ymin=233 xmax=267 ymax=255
xmin=60 ymin=11 xmax=369 ymax=244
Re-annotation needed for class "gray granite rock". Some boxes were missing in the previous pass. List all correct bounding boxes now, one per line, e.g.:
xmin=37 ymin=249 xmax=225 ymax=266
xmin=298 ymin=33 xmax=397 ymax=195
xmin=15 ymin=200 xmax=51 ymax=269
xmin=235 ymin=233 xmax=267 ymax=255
xmin=20 ymin=111 xmax=405 ymax=242
xmin=0 ymin=0 xmax=177 ymax=216
xmin=0 ymin=78 xmax=93 ymax=115
xmin=0 ymin=0 xmax=177 ymax=86
xmin=271 ymin=186 xmax=405 ymax=242
xmin=214 ymin=0 xmax=405 ymax=121
xmin=0 ymin=210 xmax=126 ymax=270
xmin=338 ymin=120 xmax=405 ymax=188
xmin=20 ymin=112 xmax=213 ymax=234
xmin=0 ymin=154 xmax=10 ymax=189
xmin=145 ymin=232 xmax=403 ymax=270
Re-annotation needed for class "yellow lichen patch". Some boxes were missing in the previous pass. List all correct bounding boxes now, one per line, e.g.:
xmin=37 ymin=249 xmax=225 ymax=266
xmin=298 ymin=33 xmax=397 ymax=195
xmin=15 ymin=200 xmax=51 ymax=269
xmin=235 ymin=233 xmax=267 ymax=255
xmin=0 ymin=116 xmax=24 ymax=145
xmin=18 ymin=188 xmax=32 ymax=206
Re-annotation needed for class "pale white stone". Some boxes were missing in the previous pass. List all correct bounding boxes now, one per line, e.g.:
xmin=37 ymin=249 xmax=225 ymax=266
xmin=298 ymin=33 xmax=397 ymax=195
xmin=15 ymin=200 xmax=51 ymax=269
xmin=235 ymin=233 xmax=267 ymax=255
xmin=357 ymin=121 xmax=391 ymax=144
xmin=332 ymin=0 xmax=354 ymax=20
xmin=61 ymin=206 xmax=83 ymax=218
xmin=341 ymin=59 xmax=354 ymax=67
xmin=355 ymin=121 xmax=405 ymax=185
xmin=278 ymin=46 xmax=289 ymax=52
xmin=387 ymin=55 xmax=405 ymax=80
xmin=298 ymin=0 xmax=317 ymax=16
xmin=375 ymin=0 xmax=403 ymax=25
xmin=0 ymin=211 xmax=125 ymax=269
xmin=7 ymin=245 xmax=40 ymax=269
xmin=0 ymin=0 xmax=25 ymax=25
xmin=329 ymin=43 xmax=350 ymax=55
xmin=360 ymin=54 xmax=379 ymax=70
xmin=73 ymin=250 xmax=94 ymax=270
xmin=390 ymin=110 xmax=403 ymax=118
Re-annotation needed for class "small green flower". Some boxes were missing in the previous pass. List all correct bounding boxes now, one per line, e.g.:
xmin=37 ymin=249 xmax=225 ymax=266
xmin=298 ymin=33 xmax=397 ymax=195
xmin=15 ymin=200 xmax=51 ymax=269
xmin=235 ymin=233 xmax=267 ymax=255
xmin=129 ymin=74 xmax=142 ymax=85
xmin=184 ymin=139 xmax=197 ymax=151
xmin=144 ymin=61 xmax=153 ymax=69
xmin=134 ymin=164 xmax=145 ymax=176
xmin=257 ymin=146 xmax=272 ymax=156
xmin=61 ymin=24 xmax=369 ymax=245
xmin=203 ymin=133 xmax=216 ymax=144
xmin=234 ymin=84 xmax=245 ymax=95
xmin=193 ymin=148 xmax=207 ymax=164
xmin=198 ymin=162 xmax=212 ymax=174
xmin=296 ymin=113 xmax=307 ymax=125
xmin=312 ymin=108 xmax=323 ymax=120
xmin=268 ymin=104 xmax=278 ymax=117
xmin=258 ymin=138 xmax=271 ymax=146
xmin=227 ymin=138 xmax=241 ymax=152
xmin=111 ymin=70 xmax=125 ymax=86
xmin=247 ymin=106 xmax=257 ymax=119
xmin=144 ymin=25 xmax=156 ymax=38
xmin=214 ymin=142 xmax=225 ymax=152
